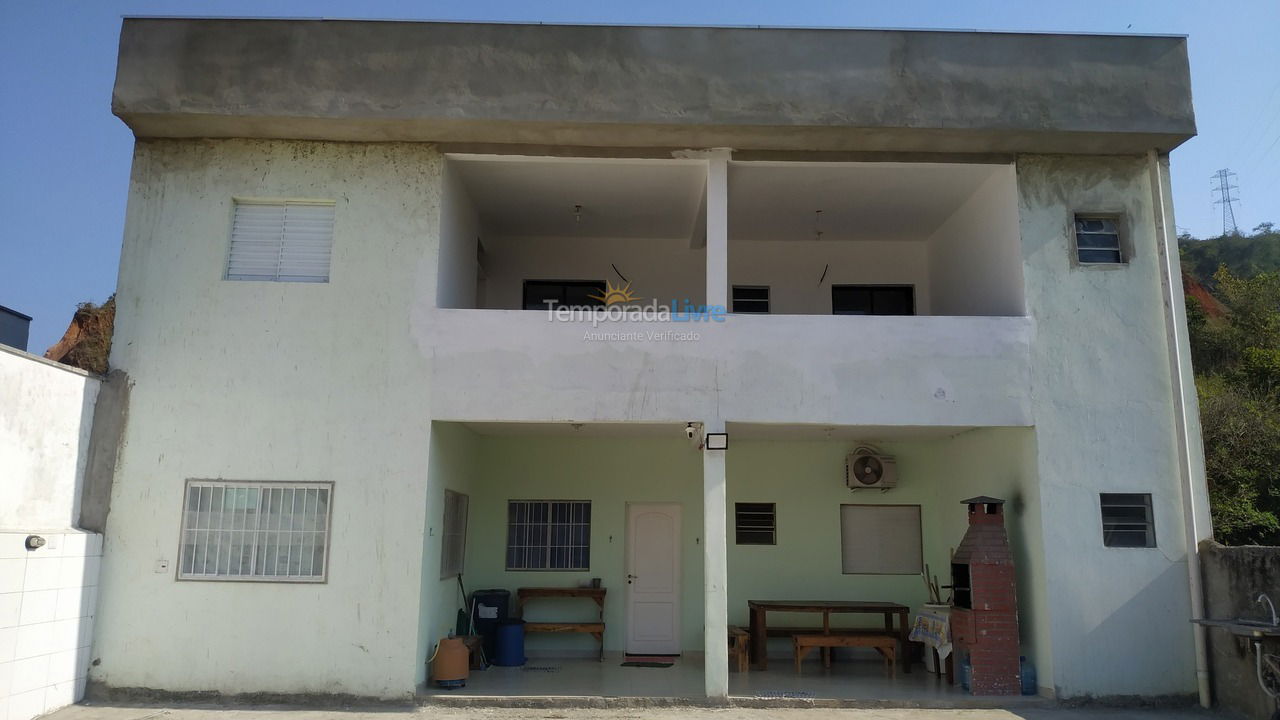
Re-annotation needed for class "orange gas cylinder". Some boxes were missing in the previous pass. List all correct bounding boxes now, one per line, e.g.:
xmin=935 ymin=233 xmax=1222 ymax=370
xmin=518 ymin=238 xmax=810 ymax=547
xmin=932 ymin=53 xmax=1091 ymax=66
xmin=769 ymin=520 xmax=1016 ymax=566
xmin=432 ymin=636 xmax=470 ymax=688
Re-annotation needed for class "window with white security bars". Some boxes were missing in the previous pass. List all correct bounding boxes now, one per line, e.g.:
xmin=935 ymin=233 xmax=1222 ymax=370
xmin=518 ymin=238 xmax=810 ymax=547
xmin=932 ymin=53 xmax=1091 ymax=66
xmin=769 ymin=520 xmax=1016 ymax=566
xmin=178 ymin=481 xmax=333 ymax=582
xmin=506 ymin=500 xmax=591 ymax=571
xmin=226 ymin=200 xmax=335 ymax=282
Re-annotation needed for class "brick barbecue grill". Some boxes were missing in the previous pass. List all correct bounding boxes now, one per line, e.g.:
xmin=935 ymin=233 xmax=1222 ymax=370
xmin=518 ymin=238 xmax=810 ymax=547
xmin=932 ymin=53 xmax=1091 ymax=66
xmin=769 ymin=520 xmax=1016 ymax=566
xmin=950 ymin=496 xmax=1021 ymax=695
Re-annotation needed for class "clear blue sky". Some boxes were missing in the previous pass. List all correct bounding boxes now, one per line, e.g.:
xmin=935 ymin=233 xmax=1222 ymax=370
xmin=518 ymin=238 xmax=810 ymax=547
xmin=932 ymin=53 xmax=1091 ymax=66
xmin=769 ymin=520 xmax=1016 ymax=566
xmin=2 ymin=0 xmax=1277 ymax=353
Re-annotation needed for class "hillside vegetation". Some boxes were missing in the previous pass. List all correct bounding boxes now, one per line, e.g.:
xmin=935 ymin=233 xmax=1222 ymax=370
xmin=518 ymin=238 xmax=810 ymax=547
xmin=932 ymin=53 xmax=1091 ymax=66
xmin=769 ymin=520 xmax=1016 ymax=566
xmin=1181 ymin=223 xmax=1280 ymax=545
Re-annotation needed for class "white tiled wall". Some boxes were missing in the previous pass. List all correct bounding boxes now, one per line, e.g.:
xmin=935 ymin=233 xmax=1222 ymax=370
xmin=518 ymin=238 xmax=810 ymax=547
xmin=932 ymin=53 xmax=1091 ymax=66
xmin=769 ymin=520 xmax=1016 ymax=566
xmin=0 ymin=530 xmax=102 ymax=720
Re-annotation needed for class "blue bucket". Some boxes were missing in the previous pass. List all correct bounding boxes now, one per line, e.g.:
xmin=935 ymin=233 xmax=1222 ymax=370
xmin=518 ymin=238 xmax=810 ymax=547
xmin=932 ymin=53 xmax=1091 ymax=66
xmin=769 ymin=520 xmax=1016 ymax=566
xmin=494 ymin=619 xmax=526 ymax=667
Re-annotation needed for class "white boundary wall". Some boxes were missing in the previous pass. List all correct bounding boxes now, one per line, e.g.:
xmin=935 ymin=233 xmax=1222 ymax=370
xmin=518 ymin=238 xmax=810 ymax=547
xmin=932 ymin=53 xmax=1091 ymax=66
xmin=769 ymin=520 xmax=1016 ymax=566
xmin=0 ymin=347 xmax=103 ymax=720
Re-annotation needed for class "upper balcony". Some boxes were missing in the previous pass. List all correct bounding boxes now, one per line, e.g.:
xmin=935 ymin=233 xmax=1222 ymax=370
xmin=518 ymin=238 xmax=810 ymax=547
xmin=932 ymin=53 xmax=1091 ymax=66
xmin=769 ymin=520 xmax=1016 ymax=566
xmin=438 ymin=154 xmax=1024 ymax=318
xmin=426 ymin=155 xmax=1032 ymax=427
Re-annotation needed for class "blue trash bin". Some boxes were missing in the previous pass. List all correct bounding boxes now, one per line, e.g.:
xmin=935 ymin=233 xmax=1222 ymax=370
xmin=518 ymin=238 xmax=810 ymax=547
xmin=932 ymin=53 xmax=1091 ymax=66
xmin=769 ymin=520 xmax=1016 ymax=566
xmin=494 ymin=619 xmax=526 ymax=667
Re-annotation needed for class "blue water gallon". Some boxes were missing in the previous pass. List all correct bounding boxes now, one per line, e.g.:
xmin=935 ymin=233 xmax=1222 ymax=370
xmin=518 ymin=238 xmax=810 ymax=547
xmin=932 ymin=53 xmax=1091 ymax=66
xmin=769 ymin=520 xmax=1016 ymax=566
xmin=959 ymin=653 xmax=972 ymax=692
xmin=1020 ymin=656 xmax=1037 ymax=696
xmin=494 ymin=619 xmax=526 ymax=667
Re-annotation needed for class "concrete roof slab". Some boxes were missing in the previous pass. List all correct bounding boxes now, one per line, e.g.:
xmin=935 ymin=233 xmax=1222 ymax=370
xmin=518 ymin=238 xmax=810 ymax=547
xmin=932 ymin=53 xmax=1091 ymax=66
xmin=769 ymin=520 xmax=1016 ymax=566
xmin=112 ymin=19 xmax=1196 ymax=154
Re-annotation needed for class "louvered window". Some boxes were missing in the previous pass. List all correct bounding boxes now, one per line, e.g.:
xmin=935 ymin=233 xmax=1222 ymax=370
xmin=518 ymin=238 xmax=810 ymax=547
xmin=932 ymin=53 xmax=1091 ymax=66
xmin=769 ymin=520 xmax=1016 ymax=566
xmin=227 ymin=200 xmax=335 ymax=282
xmin=1100 ymin=493 xmax=1156 ymax=548
xmin=1074 ymin=216 xmax=1125 ymax=265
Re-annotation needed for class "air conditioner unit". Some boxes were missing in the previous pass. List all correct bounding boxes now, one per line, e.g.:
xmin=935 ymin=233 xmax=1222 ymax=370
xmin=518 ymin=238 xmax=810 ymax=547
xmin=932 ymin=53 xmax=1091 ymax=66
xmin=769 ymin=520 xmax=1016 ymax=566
xmin=846 ymin=447 xmax=897 ymax=490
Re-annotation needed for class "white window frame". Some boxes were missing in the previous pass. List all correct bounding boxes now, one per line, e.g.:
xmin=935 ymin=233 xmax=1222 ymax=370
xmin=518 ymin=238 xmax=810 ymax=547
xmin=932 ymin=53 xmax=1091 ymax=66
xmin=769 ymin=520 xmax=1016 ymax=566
xmin=440 ymin=490 xmax=469 ymax=579
xmin=1099 ymin=493 xmax=1157 ymax=548
xmin=226 ymin=198 xmax=336 ymax=283
xmin=177 ymin=480 xmax=334 ymax=583
xmin=1072 ymin=213 xmax=1128 ymax=266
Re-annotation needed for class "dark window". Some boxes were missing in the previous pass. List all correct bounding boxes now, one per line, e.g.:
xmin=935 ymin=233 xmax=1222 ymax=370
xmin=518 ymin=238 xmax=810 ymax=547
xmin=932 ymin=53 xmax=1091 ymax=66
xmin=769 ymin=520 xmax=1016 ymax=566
xmin=1100 ymin=493 xmax=1155 ymax=548
xmin=506 ymin=500 xmax=591 ymax=570
xmin=732 ymin=286 xmax=770 ymax=314
xmin=1074 ymin=216 xmax=1124 ymax=264
xmin=735 ymin=502 xmax=776 ymax=545
xmin=522 ymin=280 xmax=606 ymax=310
xmin=831 ymin=285 xmax=915 ymax=316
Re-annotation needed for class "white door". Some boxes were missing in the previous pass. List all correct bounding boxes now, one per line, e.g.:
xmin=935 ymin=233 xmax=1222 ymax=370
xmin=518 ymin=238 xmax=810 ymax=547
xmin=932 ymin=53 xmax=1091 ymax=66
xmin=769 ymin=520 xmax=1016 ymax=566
xmin=625 ymin=503 xmax=682 ymax=655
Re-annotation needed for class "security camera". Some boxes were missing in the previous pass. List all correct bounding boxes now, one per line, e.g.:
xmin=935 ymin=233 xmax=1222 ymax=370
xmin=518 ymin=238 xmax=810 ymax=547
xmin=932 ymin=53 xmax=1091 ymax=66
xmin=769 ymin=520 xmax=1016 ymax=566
xmin=685 ymin=423 xmax=697 ymax=440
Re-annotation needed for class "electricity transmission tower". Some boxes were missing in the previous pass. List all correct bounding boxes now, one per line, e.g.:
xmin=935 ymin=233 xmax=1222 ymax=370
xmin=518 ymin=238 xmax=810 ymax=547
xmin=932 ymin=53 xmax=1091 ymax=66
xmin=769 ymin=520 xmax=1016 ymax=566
xmin=1211 ymin=168 xmax=1241 ymax=236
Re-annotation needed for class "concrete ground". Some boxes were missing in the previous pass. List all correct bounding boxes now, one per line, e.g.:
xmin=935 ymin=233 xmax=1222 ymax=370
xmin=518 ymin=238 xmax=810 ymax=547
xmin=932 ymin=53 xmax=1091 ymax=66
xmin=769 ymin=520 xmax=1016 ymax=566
xmin=44 ymin=704 xmax=1227 ymax=720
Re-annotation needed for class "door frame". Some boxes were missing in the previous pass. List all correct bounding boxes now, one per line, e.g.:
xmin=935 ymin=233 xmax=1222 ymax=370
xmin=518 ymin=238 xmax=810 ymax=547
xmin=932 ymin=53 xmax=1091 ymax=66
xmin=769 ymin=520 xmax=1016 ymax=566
xmin=624 ymin=501 xmax=683 ymax=655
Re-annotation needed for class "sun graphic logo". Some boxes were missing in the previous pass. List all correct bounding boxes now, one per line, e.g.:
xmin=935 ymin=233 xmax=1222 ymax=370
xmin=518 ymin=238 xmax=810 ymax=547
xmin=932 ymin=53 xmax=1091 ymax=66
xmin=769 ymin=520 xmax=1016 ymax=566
xmin=589 ymin=280 xmax=642 ymax=306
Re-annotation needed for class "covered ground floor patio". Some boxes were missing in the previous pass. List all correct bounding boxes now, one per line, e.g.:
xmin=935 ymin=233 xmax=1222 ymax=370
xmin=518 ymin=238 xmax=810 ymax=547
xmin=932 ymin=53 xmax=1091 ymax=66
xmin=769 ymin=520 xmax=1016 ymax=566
xmin=418 ymin=421 xmax=1047 ymax=703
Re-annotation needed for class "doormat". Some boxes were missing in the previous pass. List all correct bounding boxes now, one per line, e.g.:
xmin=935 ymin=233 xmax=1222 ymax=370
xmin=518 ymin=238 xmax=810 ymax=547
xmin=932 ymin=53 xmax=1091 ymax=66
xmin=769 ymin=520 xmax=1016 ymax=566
xmin=621 ymin=655 xmax=676 ymax=668
xmin=756 ymin=690 xmax=816 ymax=699
xmin=522 ymin=665 xmax=560 ymax=672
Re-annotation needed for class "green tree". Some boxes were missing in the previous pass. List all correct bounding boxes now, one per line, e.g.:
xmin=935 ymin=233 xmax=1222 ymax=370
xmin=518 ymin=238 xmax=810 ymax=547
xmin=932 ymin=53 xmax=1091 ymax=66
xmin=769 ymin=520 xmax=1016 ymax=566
xmin=1187 ymin=265 xmax=1280 ymax=544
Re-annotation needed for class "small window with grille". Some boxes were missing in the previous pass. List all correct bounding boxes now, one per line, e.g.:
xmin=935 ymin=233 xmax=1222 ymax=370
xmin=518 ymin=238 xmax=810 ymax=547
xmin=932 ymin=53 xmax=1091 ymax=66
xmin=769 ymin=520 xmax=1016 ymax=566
xmin=506 ymin=500 xmax=591 ymax=570
xmin=1073 ymin=215 xmax=1125 ymax=265
xmin=178 ymin=480 xmax=333 ymax=582
xmin=735 ymin=502 xmax=776 ymax=545
xmin=732 ymin=286 xmax=770 ymax=314
xmin=1100 ymin=493 xmax=1156 ymax=548
xmin=440 ymin=490 xmax=469 ymax=579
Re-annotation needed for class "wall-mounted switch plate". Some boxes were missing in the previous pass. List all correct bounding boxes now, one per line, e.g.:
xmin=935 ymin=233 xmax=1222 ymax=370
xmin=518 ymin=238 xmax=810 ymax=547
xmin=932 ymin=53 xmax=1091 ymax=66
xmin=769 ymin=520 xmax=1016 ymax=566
xmin=155 ymin=559 xmax=170 ymax=574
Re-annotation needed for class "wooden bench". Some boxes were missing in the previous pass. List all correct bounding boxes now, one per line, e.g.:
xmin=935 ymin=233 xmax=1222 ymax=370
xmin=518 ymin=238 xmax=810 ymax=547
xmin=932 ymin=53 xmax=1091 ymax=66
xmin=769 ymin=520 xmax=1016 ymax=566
xmin=517 ymin=587 xmax=607 ymax=661
xmin=728 ymin=626 xmax=750 ymax=673
xmin=793 ymin=632 xmax=897 ymax=677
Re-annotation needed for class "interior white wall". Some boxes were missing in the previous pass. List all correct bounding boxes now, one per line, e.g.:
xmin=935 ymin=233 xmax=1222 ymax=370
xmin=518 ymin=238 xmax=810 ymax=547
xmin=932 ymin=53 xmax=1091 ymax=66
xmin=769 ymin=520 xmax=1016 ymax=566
xmin=478 ymin=236 xmax=706 ymax=309
xmin=927 ymin=165 xmax=1024 ymax=317
xmin=436 ymin=163 xmax=480 ymax=308
xmin=729 ymin=240 xmax=931 ymax=315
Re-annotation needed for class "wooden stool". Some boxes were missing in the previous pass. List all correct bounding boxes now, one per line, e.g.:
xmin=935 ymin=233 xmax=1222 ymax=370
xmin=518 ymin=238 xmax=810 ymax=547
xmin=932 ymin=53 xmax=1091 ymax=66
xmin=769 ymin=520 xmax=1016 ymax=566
xmin=728 ymin=625 xmax=750 ymax=672
xmin=792 ymin=632 xmax=897 ymax=677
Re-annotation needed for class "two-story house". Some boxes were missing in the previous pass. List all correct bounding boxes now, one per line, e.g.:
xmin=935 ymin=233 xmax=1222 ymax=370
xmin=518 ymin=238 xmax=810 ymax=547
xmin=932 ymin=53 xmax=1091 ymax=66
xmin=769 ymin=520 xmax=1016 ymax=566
xmin=89 ymin=18 xmax=1209 ymax=705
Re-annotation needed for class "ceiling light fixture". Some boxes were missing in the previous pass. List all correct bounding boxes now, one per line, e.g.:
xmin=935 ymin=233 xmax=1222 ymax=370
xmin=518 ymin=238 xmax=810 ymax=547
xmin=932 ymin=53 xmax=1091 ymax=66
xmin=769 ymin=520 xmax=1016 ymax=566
xmin=574 ymin=204 xmax=583 ymax=223
xmin=814 ymin=210 xmax=824 ymax=241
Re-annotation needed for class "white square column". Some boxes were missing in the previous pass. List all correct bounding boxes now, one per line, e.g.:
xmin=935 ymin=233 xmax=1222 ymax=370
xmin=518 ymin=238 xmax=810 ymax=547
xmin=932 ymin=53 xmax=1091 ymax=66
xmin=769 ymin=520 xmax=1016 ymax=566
xmin=702 ymin=419 xmax=729 ymax=699
xmin=705 ymin=151 xmax=730 ymax=310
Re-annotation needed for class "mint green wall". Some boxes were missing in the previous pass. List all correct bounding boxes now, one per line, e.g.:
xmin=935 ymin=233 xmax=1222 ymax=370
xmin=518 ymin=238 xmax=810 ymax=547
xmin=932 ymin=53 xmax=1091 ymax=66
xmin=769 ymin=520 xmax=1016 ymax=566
xmin=417 ymin=422 xmax=480 ymax=681
xmin=726 ymin=430 xmax=1045 ymax=679
xmin=463 ymin=435 xmax=705 ymax=654
xmin=915 ymin=428 xmax=1050 ymax=690
xmin=425 ymin=427 xmax=1046 ymax=681
xmin=726 ymin=439 xmax=934 ymax=637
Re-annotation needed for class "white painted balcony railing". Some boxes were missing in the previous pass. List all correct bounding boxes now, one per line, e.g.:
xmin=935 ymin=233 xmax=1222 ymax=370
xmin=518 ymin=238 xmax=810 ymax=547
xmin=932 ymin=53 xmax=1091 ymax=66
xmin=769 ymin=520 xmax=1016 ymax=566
xmin=418 ymin=309 xmax=1033 ymax=428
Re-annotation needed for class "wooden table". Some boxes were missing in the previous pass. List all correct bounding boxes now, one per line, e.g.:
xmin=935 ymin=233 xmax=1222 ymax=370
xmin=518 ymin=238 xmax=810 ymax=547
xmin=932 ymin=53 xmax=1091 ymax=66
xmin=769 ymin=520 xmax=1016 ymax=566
xmin=517 ymin=587 xmax=607 ymax=661
xmin=747 ymin=600 xmax=911 ymax=673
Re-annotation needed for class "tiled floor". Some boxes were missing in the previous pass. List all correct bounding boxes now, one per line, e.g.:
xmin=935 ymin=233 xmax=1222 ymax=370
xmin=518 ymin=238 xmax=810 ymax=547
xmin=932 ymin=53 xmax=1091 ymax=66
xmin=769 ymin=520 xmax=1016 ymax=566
xmin=421 ymin=652 xmax=1007 ymax=703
